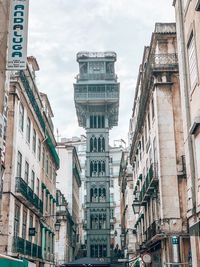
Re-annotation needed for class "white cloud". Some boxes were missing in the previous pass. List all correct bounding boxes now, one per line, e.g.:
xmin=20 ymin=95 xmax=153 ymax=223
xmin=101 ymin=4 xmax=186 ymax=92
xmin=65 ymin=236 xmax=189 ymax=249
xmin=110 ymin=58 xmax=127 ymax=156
xmin=27 ymin=0 xmax=175 ymax=144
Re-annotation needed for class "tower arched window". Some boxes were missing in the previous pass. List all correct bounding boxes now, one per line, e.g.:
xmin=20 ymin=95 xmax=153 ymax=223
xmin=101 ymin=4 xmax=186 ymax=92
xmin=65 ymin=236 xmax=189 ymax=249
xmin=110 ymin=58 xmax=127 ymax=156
xmin=90 ymin=138 xmax=93 ymax=152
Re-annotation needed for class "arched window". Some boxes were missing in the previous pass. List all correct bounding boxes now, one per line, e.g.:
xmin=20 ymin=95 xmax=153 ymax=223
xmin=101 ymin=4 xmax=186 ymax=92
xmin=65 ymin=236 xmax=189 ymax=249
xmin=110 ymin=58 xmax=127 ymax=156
xmin=93 ymin=137 xmax=97 ymax=152
xmin=90 ymin=138 xmax=93 ymax=152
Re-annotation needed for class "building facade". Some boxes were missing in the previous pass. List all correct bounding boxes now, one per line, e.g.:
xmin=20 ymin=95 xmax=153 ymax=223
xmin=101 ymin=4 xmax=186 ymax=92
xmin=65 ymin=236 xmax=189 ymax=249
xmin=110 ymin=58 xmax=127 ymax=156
xmin=118 ymin=151 xmax=135 ymax=261
xmin=74 ymin=51 xmax=120 ymax=261
xmin=56 ymin=142 xmax=82 ymax=261
xmin=55 ymin=189 xmax=75 ymax=266
xmin=109 ymin=141 xmax=126 ymax=258
xmin=173 ymin=1 xmax=200 ymax=266
xmin=130 ymin=23 xmax=190 ymax=266
xmin=0 ymin=57 xmax=59 ymax=267
xmin=0 ymin=0 xmax=10 ymax=204
xmin=58 ymin=135 xmax=87 ymax=252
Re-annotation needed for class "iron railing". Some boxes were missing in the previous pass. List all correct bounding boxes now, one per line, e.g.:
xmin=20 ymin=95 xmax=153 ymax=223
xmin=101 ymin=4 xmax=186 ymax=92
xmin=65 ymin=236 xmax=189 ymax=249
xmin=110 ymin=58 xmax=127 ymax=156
xmin=151 ymin=53 xmax=178 ymax=69
xmin=75 ymin=91 xmax=119 ymax=100
xmin=15 ymin=177 xmax=43 ymax=214
xmin=12 ymin=236 xmax=42 ymax=259
xmin=76 ymin=73 xmax=117 ymax=81
xmin=18 ymin=71 xmax=59 ymax=168
xmin=139 ymin=163 xmax=158 ymax=204
xmin=77 ymin=51 xmax=117 ymax=60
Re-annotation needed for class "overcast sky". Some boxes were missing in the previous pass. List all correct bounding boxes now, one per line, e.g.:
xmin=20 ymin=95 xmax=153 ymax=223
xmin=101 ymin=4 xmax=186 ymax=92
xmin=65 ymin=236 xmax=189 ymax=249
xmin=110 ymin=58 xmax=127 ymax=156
xmin=27 ymin=0 xmax=175 ymax=146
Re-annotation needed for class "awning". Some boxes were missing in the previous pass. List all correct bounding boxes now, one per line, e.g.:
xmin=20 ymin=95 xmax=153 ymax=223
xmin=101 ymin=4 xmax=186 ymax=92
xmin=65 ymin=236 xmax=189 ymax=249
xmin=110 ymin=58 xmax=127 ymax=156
xmin=0 ymin=255 xmax=36 ymax=267
xmin=0 ymin=254 xmax=25 ymax=267
xmin=133 ymin=260 xmax=140 ymax=267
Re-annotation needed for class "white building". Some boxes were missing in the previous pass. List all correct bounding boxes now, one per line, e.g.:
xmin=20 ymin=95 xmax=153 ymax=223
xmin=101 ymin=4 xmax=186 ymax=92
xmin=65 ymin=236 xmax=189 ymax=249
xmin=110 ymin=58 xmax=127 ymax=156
xmin=56 ymin=141 xmax=82 ymax=260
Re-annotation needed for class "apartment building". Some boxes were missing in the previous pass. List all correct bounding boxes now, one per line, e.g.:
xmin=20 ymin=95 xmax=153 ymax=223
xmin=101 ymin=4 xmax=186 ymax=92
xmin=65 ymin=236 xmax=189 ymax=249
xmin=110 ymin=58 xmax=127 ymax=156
xmin=0 ymin=57 xmax=59 ymax=267
xmin=0 ymin=0 xmax=10 ymax=199
xmin=109 ymin=141 xmax=126 ymax=257
xmin=118 ymin=151 xmax=135 ymax=261
xmin=55 ymin=189 xmax=75 ymax=266
xmin=56 ymin=142 xmax=81 ymax=261
xmin=173 ymin=1 xmax=200 ymax=266
xmin=58 ymin=135 xmax=87 ymax=251
xmin=130 ymin=23 xmax=190 ymax=266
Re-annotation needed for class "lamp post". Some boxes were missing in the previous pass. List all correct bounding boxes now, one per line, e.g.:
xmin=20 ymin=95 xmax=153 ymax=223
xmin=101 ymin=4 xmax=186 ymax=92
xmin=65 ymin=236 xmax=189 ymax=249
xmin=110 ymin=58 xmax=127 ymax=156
xmin=132 ymin=199 xmax=140 ymax=214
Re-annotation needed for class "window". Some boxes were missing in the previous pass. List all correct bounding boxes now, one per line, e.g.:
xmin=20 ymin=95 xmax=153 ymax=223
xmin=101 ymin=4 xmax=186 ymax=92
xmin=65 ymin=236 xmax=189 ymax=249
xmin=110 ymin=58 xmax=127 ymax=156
xmin=147 ymin=112 xmax=150 ymax=131
xmin=152 ymin=97 xmax=155 ymax=119
xmin=110 ymin=208 xmax=114 ymax=219
xmin=32 ymin=129 xmax=36 ymax=153
xmin=31 ymin=170 xmax=35 ymax=191
xmin=49 ymin=162 xmax=52 ymax=179
xmin=46 ymin=194 xmax=48 ymax=211
xmin=22 ymin=210 xmax=27 ymax=239
xmin=110 ymin=179 xmax=114 ymax=187
xmin=29 ymin=214 xmax=33 ymax=241
xmin=42 ymin=148 xmax=45 ymax=169
xmin=38 ymin=139 xmax=41 ymax=161
xmin=35 ymin=219 xmax=39 ymax=244
xmin=46 ymin=155 xmax=49 ymax=175
xmin=187 ymin=32 xmax=198 ymax=89
xmin=90 ymin=115 xmax=105 ymax=128
xmin=19 ymin=103 xmax=24 ymax=132
xmin=17 ymin=151 xmax=22 ymax=177
xmin=26 ymin=117 xmax=31 ymax=143
xmin=90 ymin=244 xmax=107 ymax=258
xmin=36 ymin=178 xmax=40 ymax=196
xmin=14 ymin=204 xmax=20 ymax=237
xmin=24 ymin=161 xmax=29 ymax=183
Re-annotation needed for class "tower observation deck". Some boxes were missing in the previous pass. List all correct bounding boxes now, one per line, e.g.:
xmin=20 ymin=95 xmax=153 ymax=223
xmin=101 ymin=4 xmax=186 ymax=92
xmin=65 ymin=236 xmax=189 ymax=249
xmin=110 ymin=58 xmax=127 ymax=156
xmin=74 ymin=51 xmax=120 ymax=261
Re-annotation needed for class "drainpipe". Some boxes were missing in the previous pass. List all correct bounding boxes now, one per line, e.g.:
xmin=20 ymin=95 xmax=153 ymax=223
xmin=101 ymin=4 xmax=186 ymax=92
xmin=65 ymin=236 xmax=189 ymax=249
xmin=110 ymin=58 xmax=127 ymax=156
xmin=175 ymin=0 xmax=196 ymax=214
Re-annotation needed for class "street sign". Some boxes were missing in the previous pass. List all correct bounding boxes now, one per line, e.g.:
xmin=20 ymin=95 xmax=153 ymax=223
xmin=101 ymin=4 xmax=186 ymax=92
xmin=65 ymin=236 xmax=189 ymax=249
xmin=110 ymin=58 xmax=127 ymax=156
xmin=7 ymin=0 xmax=30 ymax=70
xmin=142 ymin=253 xmax=152 ymax=264
xmin=29 ymin=227 xmax=36 ymax=236
xmin=171 ymin=236 xmax=179 ymax=245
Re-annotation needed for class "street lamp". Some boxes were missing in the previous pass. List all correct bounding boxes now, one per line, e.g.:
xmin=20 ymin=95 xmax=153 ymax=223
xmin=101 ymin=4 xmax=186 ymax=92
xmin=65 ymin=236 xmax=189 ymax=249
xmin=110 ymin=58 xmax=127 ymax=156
xmin=132 ymin=199 xmax=140 ymax=214
xmin=55 ymin=221 xmax=61 ymax=231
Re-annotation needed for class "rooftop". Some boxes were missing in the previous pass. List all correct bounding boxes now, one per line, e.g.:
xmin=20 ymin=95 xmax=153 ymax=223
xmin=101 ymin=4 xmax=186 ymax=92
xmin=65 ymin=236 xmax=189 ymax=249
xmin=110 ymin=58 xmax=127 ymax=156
xmin=77 ymin=51 xmax=117 ymax=61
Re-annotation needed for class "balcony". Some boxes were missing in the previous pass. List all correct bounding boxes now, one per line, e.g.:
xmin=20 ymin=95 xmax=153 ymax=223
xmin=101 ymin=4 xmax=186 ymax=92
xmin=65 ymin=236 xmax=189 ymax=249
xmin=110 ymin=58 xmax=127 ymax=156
xmin=139 ymin=163 xmax=158 ymax=205
xmin=145 ymin=220 xmax=161 ymax=241
xmin=15 ymin=177 xmax=43 ymax=215
xmin=76 ymin=73 xmax=117 ymax=82
xmin=12 ymin=236 xmax=42 ymax=259
xmin=151 ymin=53 xmax=178 ymax=70
xmin=74 ymin=84 xmax=119 ymax=104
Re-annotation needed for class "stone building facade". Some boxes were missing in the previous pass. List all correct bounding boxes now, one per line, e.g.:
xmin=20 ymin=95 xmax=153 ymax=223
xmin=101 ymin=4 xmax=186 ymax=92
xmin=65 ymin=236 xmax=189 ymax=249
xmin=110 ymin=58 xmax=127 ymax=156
xmin=0 ymin=57 xmax=59 ymax=267
xmin=118 ymin=151 xmax=135 ymax=261
xmin=130 ymin=23 xmax=190 ymax=266
xmin=74 ymin=51 xmax=120 ymax=261
xmin=0 ymin=0 xmax=10 ymax=202
xmin=109 ymin=142 xmax=125 ymax=259
xmin=173 ymin=1 xmax=200 ymax=266
xmin=56 ymin=142 xmax=81 ymax=260
xmin=55 ymin=189 xmax=75 ymax=266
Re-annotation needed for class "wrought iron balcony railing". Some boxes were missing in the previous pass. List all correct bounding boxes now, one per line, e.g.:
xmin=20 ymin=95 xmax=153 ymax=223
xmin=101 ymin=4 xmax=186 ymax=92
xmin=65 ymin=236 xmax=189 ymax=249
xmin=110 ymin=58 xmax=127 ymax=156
xmin=12 ymin=236 xmax=42 ymax=259
xmin=151 ymin=53 xmax=178 ymax=69
xmin=145 ymin=220 xmax=161 ymax=241
xmin=139 ymin=163 xmax=158 ymax=204
xmin=77 ymin=51 xmax=117 ymax=60
xmin=76 ymin=73 xmax=117 ymax=81
xmin=15 ymin=177 xmax=43 ymax=214
xmin=75 ymin=91 xmax=119 ymax=101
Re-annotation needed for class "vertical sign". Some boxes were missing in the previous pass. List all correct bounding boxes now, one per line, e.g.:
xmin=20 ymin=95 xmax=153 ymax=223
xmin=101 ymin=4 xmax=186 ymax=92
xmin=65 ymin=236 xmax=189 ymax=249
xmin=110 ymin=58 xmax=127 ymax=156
xmin=7 ymin=0 xmax=29 ymax=70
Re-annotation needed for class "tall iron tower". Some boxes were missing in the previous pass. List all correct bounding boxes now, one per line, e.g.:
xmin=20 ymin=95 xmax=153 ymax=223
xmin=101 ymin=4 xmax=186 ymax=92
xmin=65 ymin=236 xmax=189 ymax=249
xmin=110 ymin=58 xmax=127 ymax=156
xmin=74 ymin=52 xmax=120 ymax=261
